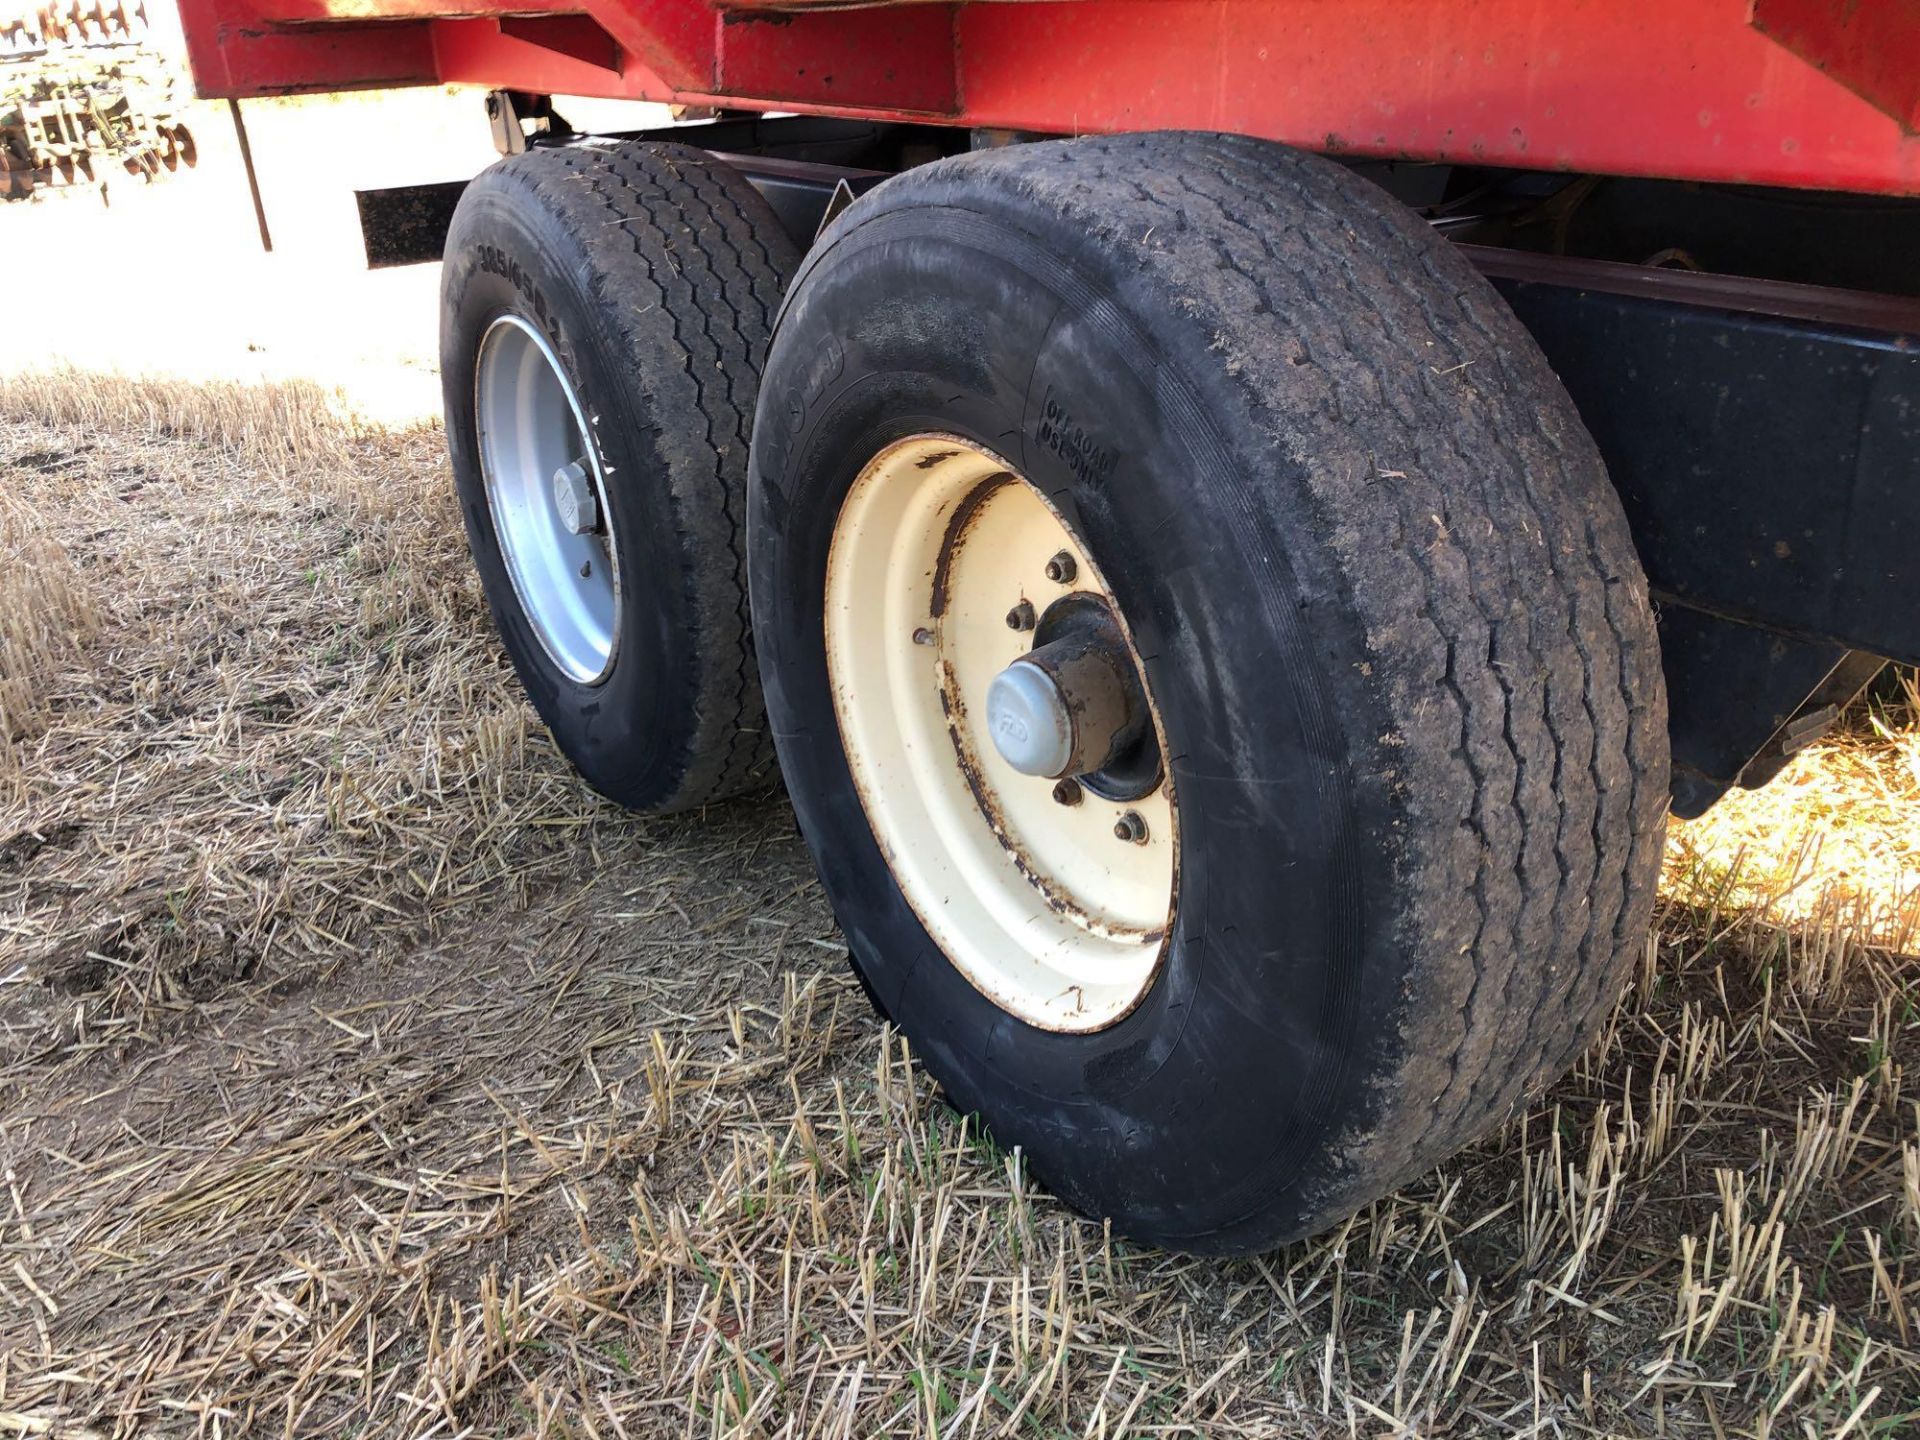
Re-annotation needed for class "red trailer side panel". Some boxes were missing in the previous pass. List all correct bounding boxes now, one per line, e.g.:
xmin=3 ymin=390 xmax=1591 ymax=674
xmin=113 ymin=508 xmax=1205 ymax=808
xmin=174 ymin=0 xmax=1920 ymax=196
xmin=951 ymin=1 xmax=1920 ymax=194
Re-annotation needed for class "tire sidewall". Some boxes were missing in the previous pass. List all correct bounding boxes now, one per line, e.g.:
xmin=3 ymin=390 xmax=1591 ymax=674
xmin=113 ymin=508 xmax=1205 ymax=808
xmin=441 ymin=173 xmax=695 ymax=808
xmin=751 ymin=202 xmax=1407 ymax=1250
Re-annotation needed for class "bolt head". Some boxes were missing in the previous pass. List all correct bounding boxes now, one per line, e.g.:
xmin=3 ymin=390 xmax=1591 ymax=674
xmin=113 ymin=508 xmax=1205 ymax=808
xmin=1005 ymin=599 xmax=1037 ymax=632
xmin=1051 ymin=778 xmax=1083 ymax=807
xmin=1044 ymin=550 xmax=1078 ymax=585
xmin=551 ymin=461 xmax=599 ymax=536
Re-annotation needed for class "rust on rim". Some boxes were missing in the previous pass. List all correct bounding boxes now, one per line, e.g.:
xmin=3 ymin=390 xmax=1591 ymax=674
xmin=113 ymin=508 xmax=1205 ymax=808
xmin=823 ymin=433 xmax=1177 ymax=1032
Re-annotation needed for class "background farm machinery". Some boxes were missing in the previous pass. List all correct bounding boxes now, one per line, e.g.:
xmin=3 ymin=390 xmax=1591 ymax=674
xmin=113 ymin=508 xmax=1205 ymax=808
xmin=1 ymin=1 xmax=194 ymax=199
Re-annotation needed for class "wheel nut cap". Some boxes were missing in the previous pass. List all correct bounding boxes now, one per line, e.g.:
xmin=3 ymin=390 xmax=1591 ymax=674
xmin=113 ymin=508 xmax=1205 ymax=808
xmin=551 ymin=461 xmax=598 ymax=535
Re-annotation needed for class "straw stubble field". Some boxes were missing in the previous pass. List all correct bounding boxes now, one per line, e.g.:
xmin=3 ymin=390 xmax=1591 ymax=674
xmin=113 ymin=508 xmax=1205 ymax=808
xmin=1 ymin=371 xmax=1918 ymax=1439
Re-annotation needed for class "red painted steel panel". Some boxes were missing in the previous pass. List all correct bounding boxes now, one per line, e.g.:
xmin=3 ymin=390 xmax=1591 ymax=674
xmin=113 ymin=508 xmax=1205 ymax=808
xmin=176 ymin=0 xmax=1920 ymax=196
xmin=433 ymin=16 xmax=645 ymax=93
xmin=176 ymin=0 xmax=436 ymax=96
xmin=952 ymin=1 xmax=1920 ymax=194
xmin=1751 ymin=0 xmax=1920 ymax=135
xmin=496 ymin=16 xmax=621 ymax=74
xmin=716 ymin=7 xmax=956 ymax=114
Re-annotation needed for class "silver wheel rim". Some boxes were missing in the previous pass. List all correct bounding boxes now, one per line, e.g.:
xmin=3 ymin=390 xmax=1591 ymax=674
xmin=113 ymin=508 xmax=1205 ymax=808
xmin=824 ymin=434 xmax=1178 ymax=1032
xmin=474 ymin=314 xmax=621 ymax=685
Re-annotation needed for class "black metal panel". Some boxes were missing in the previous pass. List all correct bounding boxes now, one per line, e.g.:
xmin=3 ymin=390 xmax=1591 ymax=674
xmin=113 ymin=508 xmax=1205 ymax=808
xmin=621 ymin=114 xmax=953 ymax=170
xmin=1486 ymin=261 xmax=1920 ymax=668
xmin=719 ymin=154 xmax=887 ymax=248
xmin=1490 ymin=176 xmax=1920 ymax=299
xmin=1658 ymin=606 xmax=1856 ymax=818
xmin=355 ymin=179 xmax=469 ymax=268
xmin=1473 ymin=251 xmax=1916 ymax=812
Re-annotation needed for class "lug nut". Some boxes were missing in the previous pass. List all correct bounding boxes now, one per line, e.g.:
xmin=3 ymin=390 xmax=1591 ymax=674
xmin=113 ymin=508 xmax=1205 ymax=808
xmin=1113 ymin=810 xmax=1148 ymax=844
xmin=1005 ymin=600 xmax=1036 ymax=632
xmin=1051 ymin=778 xmax=1083 ymax=807
xmin=1044 ymin=550 xmax=1078 ymax=585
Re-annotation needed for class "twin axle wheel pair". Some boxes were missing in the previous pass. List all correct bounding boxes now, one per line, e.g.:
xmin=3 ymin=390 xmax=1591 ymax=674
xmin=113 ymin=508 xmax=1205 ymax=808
xmin=441 ymin=134 xmax=1668 ymax=1256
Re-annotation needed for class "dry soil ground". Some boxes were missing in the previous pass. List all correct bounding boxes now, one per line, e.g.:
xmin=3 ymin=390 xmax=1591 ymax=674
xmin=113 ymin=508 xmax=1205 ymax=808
xmin=2 ymin=84 xmax=1920 ymax=1440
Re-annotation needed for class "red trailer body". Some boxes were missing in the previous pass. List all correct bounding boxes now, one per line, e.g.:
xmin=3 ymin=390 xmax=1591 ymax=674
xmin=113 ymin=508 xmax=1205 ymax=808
xmin=176 ymin=0 xmax=1920 ymax=196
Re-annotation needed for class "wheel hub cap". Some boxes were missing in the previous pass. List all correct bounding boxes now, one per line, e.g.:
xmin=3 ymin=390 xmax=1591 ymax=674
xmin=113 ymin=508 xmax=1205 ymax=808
xmin=985 ymin=661 xmax=1075 ymax=777
xmin=986 ymin=598 xmax=1151 ymax=781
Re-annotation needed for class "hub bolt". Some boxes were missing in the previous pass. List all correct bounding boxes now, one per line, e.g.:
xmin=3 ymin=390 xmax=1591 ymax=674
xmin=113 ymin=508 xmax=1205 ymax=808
xmin=551 ymin=460 xmax=599 ymax=536
xmin=1044 ymin=550 xmax=1078 ymax=585
xmin=1113 ymin=810 xmax=1149 ymax=844
xmin=1005 ymin=599 xmax=1037 ymax=632
xmin=1051 ymin=778 xmax=1083 ymax=807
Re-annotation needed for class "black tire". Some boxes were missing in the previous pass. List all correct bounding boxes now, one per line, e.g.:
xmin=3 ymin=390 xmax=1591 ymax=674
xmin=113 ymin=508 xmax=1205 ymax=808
xmin=750 ymin=133 xmax=1669 ymax=1253
xmin=441 ymin=141 xmax=798 ymax=812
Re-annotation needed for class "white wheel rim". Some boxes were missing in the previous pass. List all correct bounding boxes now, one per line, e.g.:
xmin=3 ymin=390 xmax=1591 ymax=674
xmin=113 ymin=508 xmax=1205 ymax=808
xmin=474 ymin=314 xmax=621 ymax=685
xmin=825 ymin=435 xmax=1177 ymax=1032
